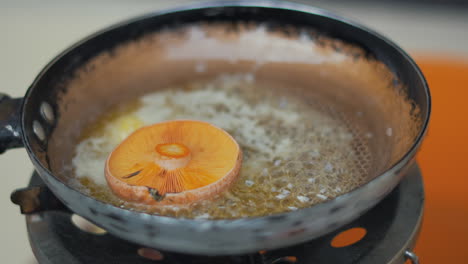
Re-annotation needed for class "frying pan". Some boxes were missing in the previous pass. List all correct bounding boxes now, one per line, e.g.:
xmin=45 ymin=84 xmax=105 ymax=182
xmin=2 ymin=0 xmax=430 ymax=255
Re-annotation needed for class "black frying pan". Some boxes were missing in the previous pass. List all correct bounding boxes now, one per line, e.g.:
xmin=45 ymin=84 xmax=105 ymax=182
xmin=1 ymin=0 xmax=430 ymax=255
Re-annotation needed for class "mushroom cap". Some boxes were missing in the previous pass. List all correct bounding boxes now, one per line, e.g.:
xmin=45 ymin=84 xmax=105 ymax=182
xmin=105 ymin=120 xmax=242 ymax=206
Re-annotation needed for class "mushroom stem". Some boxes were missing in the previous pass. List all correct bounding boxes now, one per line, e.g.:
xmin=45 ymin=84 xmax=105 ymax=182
xmin=154 ymin=143 xmax=191 ymax=170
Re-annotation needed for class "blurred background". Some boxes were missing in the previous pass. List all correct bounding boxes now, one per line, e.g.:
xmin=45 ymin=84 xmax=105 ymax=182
xmin=1 ymin=0 xmax=467 ymax=263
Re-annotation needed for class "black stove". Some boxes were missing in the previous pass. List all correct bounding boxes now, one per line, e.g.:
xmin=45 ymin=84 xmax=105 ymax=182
xmin=19 ymin=164 xmax=423 ymax=264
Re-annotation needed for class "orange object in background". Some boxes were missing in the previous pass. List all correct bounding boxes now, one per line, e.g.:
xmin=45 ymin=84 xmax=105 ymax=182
xmin=413 ymin=55 xmax=468 ymax=263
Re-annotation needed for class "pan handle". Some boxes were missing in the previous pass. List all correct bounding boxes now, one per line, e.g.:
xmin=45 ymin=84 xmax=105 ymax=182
xmin=0 ymin=93 xmax=23 ymax=153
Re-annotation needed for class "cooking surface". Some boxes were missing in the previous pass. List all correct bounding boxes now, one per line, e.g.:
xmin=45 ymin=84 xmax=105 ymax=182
xmin=1 ymin=0 xmax=467 ymax=263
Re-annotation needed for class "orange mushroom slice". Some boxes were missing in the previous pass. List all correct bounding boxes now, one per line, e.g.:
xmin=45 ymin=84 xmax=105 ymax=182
xmin=105 ymin=120 xmax=242 ymax=206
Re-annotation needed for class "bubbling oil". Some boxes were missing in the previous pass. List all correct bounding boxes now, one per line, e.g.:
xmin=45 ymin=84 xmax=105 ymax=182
xmin=71 ymin=74 xmax=371 ymax=219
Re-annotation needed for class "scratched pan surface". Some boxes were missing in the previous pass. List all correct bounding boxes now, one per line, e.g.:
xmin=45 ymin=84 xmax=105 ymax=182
xmin=0 ymin=0 xmax=430 ymax=255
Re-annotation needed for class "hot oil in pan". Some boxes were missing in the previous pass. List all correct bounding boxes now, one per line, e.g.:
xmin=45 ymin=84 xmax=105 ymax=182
xmin=71 ymin=75 xmax=372 ymax=219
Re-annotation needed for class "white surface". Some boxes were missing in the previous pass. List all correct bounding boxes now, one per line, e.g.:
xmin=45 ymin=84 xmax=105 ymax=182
xmin=0 ymin=0 xmax=467 ymax=263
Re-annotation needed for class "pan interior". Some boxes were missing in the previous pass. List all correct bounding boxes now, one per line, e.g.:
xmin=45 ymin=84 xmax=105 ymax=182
xmin=47 ymin=23 xmax=422 ymax=219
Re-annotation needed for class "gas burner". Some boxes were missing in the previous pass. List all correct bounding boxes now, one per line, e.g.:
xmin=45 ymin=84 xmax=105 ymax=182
xmin=20 ymin=165 xmax=422 ymax=264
